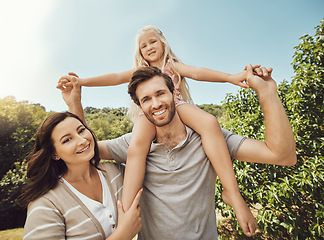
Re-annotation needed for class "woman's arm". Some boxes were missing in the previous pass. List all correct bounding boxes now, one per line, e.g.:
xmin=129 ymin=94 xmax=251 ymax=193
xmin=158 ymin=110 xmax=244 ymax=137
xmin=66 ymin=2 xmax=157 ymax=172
xmin=23 ymin=198 xmax=66 ymax=240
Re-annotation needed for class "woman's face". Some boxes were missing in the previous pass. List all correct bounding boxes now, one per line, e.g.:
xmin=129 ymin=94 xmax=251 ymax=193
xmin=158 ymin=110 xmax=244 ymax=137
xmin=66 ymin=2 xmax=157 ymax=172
xmin=139 ymin=30 xmax=164 ymax=65
xmin=51 ymin=117 xmax=95 ymax=166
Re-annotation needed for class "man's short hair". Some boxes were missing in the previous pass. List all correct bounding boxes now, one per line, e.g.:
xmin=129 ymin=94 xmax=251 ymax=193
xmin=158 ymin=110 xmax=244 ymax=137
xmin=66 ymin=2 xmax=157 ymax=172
xmin=128 ymin=66 xmax=174 ymax=106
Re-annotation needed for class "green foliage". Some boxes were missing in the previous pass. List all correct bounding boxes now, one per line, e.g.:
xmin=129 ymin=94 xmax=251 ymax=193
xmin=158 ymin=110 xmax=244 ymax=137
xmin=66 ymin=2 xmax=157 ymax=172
xmin=0 ymin=96 xmax=47 ymax=178
xmin=217 ymin=19 xmax=324 ymax=239
xmin=197 ymin=104 xmax=224 ymax=119
xmin=85 ymin=107 xmax=133 ymax=140
xmin=0 ymin=161 xmax=27 ymax=230
xmin=0 ymin=97 xmax=47 ymax=229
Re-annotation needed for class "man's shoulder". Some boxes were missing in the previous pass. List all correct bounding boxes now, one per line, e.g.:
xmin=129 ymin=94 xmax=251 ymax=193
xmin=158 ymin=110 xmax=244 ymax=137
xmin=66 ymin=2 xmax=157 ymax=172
xmin=106 ymin=132 xmax=132 ymax=144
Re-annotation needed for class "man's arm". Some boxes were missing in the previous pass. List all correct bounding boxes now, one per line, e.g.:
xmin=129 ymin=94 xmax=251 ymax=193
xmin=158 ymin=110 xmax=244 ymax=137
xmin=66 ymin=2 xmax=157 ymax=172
xmin=56 ymin=75 xmax=114 ymax=160
xmin=234 ymin=64 xmax=297 ymax=166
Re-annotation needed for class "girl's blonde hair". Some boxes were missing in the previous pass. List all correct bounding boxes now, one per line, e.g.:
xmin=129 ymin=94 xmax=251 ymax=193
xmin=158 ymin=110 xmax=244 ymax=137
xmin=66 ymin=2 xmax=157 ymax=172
xmin=129 ymin=26 xmax=193 ymax=122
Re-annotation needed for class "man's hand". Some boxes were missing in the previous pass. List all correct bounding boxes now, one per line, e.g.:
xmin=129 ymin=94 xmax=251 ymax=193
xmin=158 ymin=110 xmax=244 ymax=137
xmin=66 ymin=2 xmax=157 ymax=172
xmin=245 ymin=64 xmax=276 ymax=95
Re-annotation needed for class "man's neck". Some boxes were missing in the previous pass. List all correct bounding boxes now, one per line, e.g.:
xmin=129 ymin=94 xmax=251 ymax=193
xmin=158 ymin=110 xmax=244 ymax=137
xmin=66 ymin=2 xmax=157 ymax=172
xmin=155 ymin=113 xmax=187 ymax=149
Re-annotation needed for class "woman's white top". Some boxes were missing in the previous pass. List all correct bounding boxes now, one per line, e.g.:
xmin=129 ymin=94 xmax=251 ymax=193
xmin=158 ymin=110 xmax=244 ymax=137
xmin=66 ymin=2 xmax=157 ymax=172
xmin=62 ymin=169 xmax=116 ymax=238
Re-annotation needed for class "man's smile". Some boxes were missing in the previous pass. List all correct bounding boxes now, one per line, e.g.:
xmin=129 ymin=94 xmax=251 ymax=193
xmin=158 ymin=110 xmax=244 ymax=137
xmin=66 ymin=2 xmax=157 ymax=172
xmin=153 ymin=109 xmax=166 ymax=116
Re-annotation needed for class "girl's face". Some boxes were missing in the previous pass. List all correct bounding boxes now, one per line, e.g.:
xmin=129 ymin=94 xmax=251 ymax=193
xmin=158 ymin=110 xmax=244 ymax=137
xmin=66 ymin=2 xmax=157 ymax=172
xmin=139 ymin=31 xmax=164 ymax=66
xmin=51 ymin=117 xmax=95 ymax=166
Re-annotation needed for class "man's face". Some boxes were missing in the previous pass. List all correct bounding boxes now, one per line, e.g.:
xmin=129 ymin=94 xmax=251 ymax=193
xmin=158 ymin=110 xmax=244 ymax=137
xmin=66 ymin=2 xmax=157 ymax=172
xmin=136 ymin=76 xmax=176 ymax=127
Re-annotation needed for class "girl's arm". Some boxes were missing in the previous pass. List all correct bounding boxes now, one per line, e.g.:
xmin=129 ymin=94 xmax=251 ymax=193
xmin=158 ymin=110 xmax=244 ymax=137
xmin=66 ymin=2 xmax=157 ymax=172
xmin=121 ymin=115 xmax=156 ymax=210
xmin=173 ymin=62 xmax=251 ymax=88
xmin=59 ymin=69 xmax=133 ymax=87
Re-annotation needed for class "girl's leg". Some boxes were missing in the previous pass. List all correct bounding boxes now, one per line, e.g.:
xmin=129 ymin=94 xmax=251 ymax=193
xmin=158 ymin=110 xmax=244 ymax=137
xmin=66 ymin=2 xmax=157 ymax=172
xmin=121 ymin=115 xmax=156 ymax=210
xmin=177 ymin=103 xmax=257 ymax=237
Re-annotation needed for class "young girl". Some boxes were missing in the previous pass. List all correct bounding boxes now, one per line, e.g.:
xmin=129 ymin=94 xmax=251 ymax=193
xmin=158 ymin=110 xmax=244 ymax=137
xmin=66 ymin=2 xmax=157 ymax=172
xmin=60 ymin=25 xmax=258 ymax=236
xmin=17 ymin=112 xmax=142 ymax=240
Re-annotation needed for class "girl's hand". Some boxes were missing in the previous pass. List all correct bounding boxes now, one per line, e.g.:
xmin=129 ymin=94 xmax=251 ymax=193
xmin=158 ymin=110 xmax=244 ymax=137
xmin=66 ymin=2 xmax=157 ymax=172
xmin=228 ymin=71 xmax=250 ymax=88
xmin=228 ymin=65 xmax=263 ymax=88
xmin=58 ymin=72 xmax=80 ymax=87
xmin=111 ymin=189 xmax=143 ymax=240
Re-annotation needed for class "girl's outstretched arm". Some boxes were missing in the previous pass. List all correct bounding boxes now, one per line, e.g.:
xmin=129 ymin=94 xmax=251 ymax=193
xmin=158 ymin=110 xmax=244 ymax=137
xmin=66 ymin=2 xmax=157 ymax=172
xmin=176 ymin=103 xmax=257 ymax=237
xmin=121 ymin=115 xmax=156 ymax=210
xmin=173 ymin=62 xmax=262 ymax=88
xmin=59 ymin=69 xmax=133 ymax=87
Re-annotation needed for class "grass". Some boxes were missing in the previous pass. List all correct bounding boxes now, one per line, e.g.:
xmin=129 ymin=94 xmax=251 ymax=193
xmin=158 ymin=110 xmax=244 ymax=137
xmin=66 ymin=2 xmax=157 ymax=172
xmin=0 ymin=228 xmax=23 ymax=240
xmin=0 ymin=228 xmax=139 ymax=240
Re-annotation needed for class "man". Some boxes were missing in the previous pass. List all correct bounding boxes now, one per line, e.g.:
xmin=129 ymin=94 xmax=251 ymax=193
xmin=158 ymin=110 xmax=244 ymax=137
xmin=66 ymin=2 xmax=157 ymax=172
xmin=58 ymin=64 xmax=296 ymax=239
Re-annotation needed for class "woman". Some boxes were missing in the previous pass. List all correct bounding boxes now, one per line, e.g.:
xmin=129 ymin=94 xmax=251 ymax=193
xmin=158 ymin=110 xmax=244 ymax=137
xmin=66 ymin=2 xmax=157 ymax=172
xmin=17 ymin=112 xmax=142 ymax=240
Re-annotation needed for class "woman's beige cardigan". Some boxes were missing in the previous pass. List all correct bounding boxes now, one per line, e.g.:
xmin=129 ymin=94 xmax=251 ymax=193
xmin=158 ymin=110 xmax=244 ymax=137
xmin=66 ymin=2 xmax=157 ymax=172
xmin=23 ymin=162 xmax=124 ymax=240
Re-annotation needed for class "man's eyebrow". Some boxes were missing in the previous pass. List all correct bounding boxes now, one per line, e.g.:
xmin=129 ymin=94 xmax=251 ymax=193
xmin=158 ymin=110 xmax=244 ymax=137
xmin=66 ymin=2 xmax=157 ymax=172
xmin=156 ymin=89 xmax=166 ymax=94
xmin=140 ymin=95 xmax=149 ymax=103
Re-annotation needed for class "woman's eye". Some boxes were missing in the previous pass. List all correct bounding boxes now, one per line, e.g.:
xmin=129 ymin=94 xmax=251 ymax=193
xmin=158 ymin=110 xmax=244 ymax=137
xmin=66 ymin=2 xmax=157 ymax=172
xmin=62 ymin=138 xmax=71 ymax=144
xmin=79 ymin=128 xmax=86 ymax=134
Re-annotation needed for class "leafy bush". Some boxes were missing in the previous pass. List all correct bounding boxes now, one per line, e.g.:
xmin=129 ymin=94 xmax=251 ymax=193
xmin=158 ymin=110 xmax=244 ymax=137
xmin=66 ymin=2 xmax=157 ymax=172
xmin=0 ymin=97 xmax=47 ymax=179
xmin=216 ymin=19 xmax=324 ymax=239
xmin=0 ymin=161 xmax=27 ymax=230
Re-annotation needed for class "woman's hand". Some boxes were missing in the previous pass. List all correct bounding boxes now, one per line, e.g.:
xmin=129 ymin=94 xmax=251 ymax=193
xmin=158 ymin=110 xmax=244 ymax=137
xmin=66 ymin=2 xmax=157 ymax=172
xmin=108 ymin=189 xmax=143 ymax=240
xmin=56 ymin=73 xmax=81 ymax=109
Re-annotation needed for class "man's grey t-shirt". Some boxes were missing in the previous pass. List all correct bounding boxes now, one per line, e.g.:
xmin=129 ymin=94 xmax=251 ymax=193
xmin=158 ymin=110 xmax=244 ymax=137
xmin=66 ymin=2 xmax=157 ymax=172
xmin=106 ymin=127 xmax=245 ymax=240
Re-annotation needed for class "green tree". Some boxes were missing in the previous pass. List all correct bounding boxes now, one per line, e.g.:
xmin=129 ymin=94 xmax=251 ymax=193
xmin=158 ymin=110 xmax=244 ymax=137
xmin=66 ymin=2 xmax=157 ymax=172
xmin=0 ymin=97 xmax=47 ymax=178
xmin=197 ymin=104 xmax=224 ymax=119
xmin=85 ymin=107 xmax=133 ymax=140
xmin=217 ymin=19 xmax=324 ymax=239
xmin=0 ymin=97 xmax=48 ymax=230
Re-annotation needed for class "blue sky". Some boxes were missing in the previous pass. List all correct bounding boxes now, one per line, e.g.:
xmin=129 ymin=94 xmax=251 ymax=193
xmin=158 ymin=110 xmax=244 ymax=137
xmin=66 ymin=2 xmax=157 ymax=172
xmin=0 ymin=0 xmax=323 ymax=112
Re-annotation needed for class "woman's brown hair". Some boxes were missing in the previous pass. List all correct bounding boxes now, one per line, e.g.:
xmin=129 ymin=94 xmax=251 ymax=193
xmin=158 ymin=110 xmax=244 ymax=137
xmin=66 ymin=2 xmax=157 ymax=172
xmin=16 ymin=112 xmax=100 ymax=208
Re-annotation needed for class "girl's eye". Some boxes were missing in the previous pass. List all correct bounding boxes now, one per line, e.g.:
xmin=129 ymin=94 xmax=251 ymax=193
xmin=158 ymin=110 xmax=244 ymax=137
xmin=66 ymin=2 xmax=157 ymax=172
xmin=141 ymin=45 xmax=146 ymax=49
